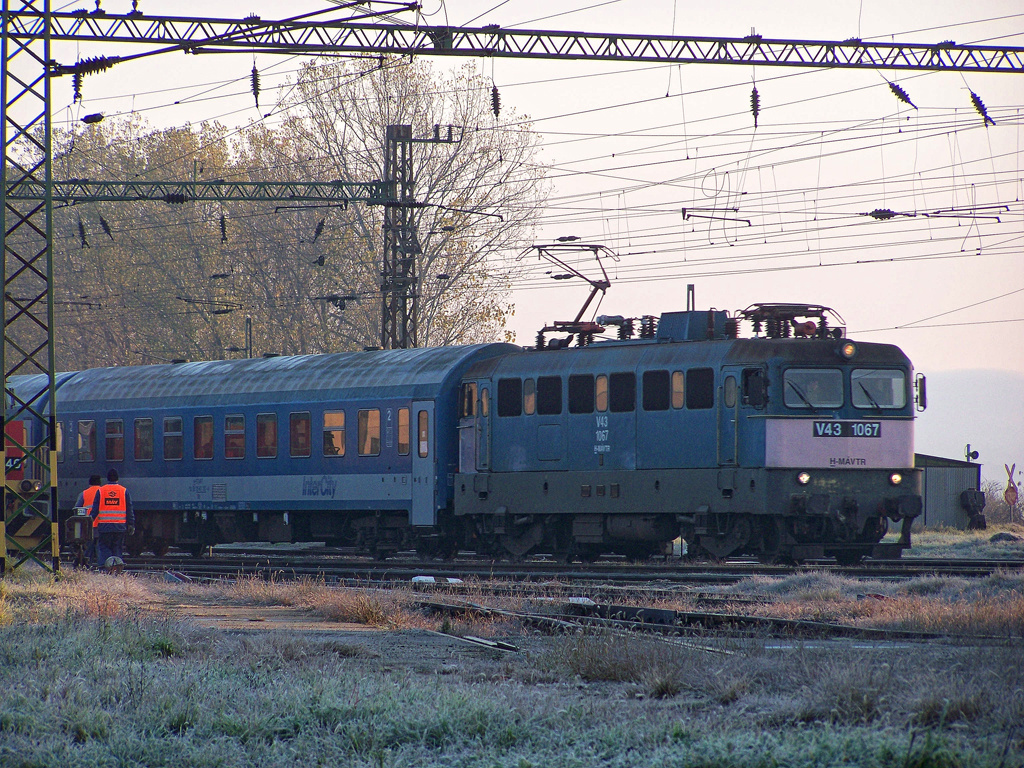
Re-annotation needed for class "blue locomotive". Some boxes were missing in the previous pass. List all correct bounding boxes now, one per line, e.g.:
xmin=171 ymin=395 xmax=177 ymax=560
xmin=7 ymin=302 xmax=924 ymax=563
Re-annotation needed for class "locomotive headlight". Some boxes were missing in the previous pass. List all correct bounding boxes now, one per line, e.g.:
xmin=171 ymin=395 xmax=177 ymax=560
xmin=889 ymin=472 xmax=903 ymax=486
xmin=839 ymin=341 xmax=857 ymax=360
xmin=797 ymin=472 xmax=812 ymax=485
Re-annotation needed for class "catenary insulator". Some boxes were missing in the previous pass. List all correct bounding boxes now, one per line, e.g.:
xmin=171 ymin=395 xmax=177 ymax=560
xmin=750 ymin=86 xmax=760 ymax=128
xmin=491 ymin=85 xmax=501 ymax=118
xmin=887 ymin=81 xmax=917 ymax=110
xmin=220 ymin=214 xmax=228 ymax=242
xmin=72 ymin=72 xmax=83 ymax=103
xmin=99 ymin=216 xmax=113 ymax=240
xmin=970 ymin=91 xmax=995 ymax=126
xmin=77 ymin=219 xmax=89 ymax=249
xmin=313 ymin=218 xmax=324 ymax=243
xmin=251 ymin=65 xmax=261 ymax=109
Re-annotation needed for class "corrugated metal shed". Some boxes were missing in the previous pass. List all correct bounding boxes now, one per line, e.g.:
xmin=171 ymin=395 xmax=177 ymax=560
xmin=915 ymin=453 xmax=985 ymax=530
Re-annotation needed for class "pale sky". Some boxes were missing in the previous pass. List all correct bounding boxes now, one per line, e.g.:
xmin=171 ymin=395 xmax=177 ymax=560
xmin=46 ymin=1 xmax=1024 ymax=475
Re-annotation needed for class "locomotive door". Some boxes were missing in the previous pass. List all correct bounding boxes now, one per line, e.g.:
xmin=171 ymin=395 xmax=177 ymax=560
xmin=411 ymin=401 xmax=436 ymax=526
xmin=717 ymin=372 xmax=738 ymax=465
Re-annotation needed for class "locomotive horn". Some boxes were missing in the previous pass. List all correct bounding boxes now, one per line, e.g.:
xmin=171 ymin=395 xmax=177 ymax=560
xmin=793 ymin=320 xmax=817 ymax=337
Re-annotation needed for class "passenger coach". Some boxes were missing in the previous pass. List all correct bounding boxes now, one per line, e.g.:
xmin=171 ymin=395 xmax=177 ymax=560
xmin=14 ymin=344 xmax=515 ymax=556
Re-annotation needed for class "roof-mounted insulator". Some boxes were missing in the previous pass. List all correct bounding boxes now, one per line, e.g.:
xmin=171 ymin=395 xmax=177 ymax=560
xmin=750 ymin=86 xmax=760 ymax=128
xmin=220 ymin=213 xmax=228 ymax=242
xmin=970 ymin=91 xmax=995 ymax=127
xmin=887 ymin=81 xmax=917 ymax=110
xmin=312 ymin=218 xmax=325 ymax=243
xmin=491 ymin=85 xmax=501 ymax=119
xmin=77 ymin=219 xmax=89 ymax=249
xmin=251 ymin=65 xmax=261 ymax=109
xmin=99 ymin=215 xmax=113 ymax=240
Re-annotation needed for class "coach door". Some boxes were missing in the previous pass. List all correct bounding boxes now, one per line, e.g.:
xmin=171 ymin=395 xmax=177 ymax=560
xmin=411 ymin=402 xmax=435 ymax=526
xmin=476 ymin=386 xmax=491 ymax=471
xmin=717 ymin=371 xmax=738 ymax=465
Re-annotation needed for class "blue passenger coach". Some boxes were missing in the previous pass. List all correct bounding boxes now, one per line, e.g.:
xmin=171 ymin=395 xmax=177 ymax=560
xmin=17 ymin=344 xmax=515 ymax=556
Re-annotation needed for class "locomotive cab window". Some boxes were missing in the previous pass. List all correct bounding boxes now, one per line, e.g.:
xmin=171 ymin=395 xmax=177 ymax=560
xmin=56 ymin=422 xmax=64 ymax=462
xmin=323 ymin=411 xmax=345 ymax=456
xmin=498 ymin=378 xmax=522 ymax=417
xmin=256 ymin=413 xmax=277 ymax=458
xmin=642 ymin=370 xmax=670 ymax=411
xmin=225 ymin=415 xmax=245 ymax=459
xmin=723 ymin=376 xmax=738 ymax=408
xmin=783 ymin=369 xmax=843 ymax=409
xmin=852 ymin=369 xmax=906 ymax=409
xmin=78 ymin=420 xmax=96 ymax=462
xmin=134 ymin=418 xmax=154 ymax=462
xmin=742 ymin=368 xmax=767 ymax=408
xmin=106 ymin=419 xmax=124 ymax=462
xmin=290 ymin=412 xmax=312 ymax=458
xmin=569 ymin=374 xmax=595 ymax=414
xmin=537 ymin=376 xmax=562 ymax=415
xmin=460 ymin=382 xmax=477 ymax=418
xmin=358 ymin=409 xmax=380 ymax=456
xmin=194 ymin=416 xmax=214 ymax=460
xmin=480 ymin=388 xmax=490 ymax=417
xmin=163 ymin=417 xmax=183 ymax=461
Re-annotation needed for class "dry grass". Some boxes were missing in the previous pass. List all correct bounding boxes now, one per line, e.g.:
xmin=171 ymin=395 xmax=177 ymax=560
xmin=903 ymin=523 xmax=1024 ymax=559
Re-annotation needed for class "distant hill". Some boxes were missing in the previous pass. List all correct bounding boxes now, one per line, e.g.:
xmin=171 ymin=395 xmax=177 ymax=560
xmin=915 ymin=369 xmax=1023 ymax=484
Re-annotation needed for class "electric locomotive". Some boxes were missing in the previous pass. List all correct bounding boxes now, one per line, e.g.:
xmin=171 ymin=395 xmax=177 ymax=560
xmin=454 ymin=304 xmax=924 ymax=563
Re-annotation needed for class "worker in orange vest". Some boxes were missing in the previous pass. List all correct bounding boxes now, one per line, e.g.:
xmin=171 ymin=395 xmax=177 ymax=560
xmin=74 ymin=474 xmax=102 ymax=565
xmin=90 ymin=468 xmax=135 ymax=570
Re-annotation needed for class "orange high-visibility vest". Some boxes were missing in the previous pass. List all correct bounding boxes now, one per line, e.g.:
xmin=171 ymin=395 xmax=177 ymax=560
xmin=96 ymin=484 xmax=127 ymax=526
xmin=82 ymin=486 xmax=102 ymax=528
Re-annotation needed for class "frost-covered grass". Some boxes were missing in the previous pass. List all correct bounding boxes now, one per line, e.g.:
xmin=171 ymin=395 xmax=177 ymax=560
xmin=1 ymin=570 xmax=1022 ymax=767
xmin=900 ymin=523 xmax=1024 ymax=559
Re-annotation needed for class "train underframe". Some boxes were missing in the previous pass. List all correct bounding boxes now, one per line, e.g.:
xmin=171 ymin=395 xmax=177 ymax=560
xmin=454 ymin=467 xmax=923 ymax=564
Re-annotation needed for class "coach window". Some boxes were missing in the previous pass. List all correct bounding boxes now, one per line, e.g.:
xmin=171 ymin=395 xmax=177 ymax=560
xmin=568 ymin=374 xmax=595 ymax=414
xmin=225 ymin=415 xmax=245 ymax=459
xmin=256 ymin=413 xmax=277 ymax=458
xmin=194 ymin=416 xmax=214 ymax=460
xmin=163 ymin=417 xmax=183 ymax=460
xmin=322 ymin=411 xmax=345 ymax=456
xmin=397 ymin=408 xmax=410 ymax=455
xmin=671 ymin=371 xmax=685 ymax=409
xmin=686 ymin=368 xmax=715 ymax=410
xmin=358 ymin=409 xmax=381 ymax=456
xmin=609 ymin=372 xmax=636 ymax=413
xmin=78 ymin=421 xmax=96 ymax=462
xmin=523 ymin=378 xmax=536 ymax=415
xmin=498 ymin=378 xmax=522 ymax=417
xmin=642 ymin=370 xmax=670 ymax=411
xmin=106 ymin=420 xmax=124 ymax=462
xmin=783 ymin=369 xmax=843 ymax=409
xmin=460 ymin=382 xmax=477 ymax=418
xmin=723 ymin=376 xmax=738 ymax=408
xmin=134 ymin=418 xmax=154 ymax=462
xmin=852 ymin=369 xmax=906 ymax=409
xmin=418 ymin=410 xmax=429 ymax=458
xmin=537 ymin=376 xmax=562 ymax=415
xmin=290 ymin=412 xmax=312 ymax=458
xmin=595 ymin=375 xmax=608 ymax=412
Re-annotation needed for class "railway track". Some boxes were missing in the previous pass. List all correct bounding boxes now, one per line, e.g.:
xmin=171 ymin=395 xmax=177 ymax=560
xmin=108 ymin=549 xmax=1023 ymax=586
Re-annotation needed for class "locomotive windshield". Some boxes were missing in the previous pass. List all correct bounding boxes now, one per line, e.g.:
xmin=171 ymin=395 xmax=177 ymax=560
xmin=783 ymin=369 xmax=843 ymax=409
xmin=851 ymin=369 xmax=906 ymax=409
